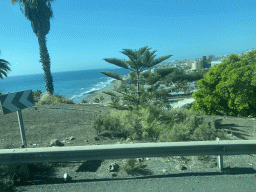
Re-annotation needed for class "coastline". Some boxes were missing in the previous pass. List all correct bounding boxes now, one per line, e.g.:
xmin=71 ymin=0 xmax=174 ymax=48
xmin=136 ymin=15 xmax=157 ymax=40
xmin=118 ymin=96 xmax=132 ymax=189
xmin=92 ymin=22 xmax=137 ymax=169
xmin=77 ymin=75 xmax=128 ymax=105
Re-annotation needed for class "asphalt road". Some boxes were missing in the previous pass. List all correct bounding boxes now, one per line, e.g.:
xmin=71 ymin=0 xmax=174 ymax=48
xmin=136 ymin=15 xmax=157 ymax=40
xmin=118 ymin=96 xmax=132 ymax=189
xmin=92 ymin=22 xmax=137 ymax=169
xmin=17 ymin=173 xmax=256 ymax=192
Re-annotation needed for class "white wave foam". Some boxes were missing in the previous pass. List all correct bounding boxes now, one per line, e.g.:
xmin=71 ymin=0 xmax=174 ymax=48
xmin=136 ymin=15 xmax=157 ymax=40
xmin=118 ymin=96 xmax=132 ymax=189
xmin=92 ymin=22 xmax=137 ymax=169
xmin=69 ymin=78 xmax=115 ymax=101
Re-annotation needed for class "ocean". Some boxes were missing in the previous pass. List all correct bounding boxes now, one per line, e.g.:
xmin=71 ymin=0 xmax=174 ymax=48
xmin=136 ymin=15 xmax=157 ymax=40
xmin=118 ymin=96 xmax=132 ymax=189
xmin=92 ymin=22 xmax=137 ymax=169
xmin=0 ymin=67 xmax=132 ymax=104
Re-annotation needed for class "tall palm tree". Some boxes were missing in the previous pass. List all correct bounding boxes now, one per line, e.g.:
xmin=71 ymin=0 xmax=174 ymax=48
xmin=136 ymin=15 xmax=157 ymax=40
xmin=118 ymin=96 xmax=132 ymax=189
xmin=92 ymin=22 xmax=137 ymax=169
xmin=11 ymin=0 xmax=55 ymax=95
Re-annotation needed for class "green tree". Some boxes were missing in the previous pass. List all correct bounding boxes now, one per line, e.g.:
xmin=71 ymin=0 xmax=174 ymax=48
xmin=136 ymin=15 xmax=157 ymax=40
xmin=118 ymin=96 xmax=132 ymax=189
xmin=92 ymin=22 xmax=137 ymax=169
xmin=11 ymin=0 xmax=55 ymax=95
xmin=124 ymin=67 xmax=175 ymax=103
xmin=100 ymin=46 xmax=173 ymax=110
xmin=192 ymin=50 xmax=256 ymax=117
xmin=0 ymin=51 xmax=11 ymax=80
xmin=0 ymin=50 xmax=12 ymax=96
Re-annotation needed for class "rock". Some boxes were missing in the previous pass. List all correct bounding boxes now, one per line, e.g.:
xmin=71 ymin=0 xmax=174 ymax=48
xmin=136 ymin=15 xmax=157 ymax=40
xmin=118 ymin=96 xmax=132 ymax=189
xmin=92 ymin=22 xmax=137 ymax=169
xmin=95 ymin=137 xmax=100 ymax=141
xmin=50 ymin=139 xmax=64 ymax=147
xmin=137 ymin=158 xmax=144 ymax=163
xmin=162 ymin=169 xmax=168 ymax=173
xmin=176 ymin=165 xmax=187 ymax=171
xmin=112 ymin=173 xmax=118 ymax=177
xmin=63 ymin=173 xmax=71 ymax=181
xmin=109 ymin=163 xmax=119 ymax=172
xmin=67 ymin=136 xmax=75 ymax=140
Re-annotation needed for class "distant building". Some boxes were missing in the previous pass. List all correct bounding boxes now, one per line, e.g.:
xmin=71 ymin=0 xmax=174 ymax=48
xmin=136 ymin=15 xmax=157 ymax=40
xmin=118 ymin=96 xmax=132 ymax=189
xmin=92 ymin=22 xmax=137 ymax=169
xmin=191 ymin=62 xmax=197 ymax=70
xmin=191 ymin=59 xmax=204 ymax=71
xmin=203 ymin=62 xmax=211 ymax=68
xmin=191 ymin=56 xmax=213 ymax=70
xmin=207 ymin=55 xmax=215 ymax=60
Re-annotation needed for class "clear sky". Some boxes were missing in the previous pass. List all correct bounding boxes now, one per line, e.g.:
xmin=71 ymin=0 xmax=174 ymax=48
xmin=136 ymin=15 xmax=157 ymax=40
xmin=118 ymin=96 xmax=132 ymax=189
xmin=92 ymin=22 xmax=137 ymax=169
xmin=1 ymin=0 xmax=256 ymax=77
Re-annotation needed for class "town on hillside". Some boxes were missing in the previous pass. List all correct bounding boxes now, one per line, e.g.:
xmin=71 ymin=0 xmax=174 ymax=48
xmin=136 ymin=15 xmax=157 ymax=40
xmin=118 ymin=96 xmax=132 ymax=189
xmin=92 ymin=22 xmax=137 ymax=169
xmin=124 ymin=49 xmax=255 ymax=110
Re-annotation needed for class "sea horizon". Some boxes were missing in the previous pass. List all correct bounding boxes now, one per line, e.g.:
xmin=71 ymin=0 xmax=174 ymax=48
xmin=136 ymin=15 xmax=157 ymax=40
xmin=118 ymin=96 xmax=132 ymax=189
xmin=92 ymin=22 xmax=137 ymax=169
xmin=0 ymin=67 xmax=133 ymax=103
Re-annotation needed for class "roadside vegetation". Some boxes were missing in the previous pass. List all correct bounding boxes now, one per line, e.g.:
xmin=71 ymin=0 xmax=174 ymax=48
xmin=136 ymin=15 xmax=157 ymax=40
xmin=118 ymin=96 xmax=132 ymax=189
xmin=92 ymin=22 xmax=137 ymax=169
xmin=92 ymin=105 xmax=226 ymax=142
xmin=192 ymin=49 xmax=256 ymax=117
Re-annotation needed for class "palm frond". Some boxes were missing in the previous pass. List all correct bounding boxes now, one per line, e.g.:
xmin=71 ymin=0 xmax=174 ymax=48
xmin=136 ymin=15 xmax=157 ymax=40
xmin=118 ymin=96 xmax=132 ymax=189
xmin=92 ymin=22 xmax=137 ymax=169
xmin=120 ymin=49 xmax=138 ymax=60
xmin=103 ymin=58 xmax=129 ymax=69
xmin=140 ymin=50 xmax=156 ymax=68
xmin=112 ymin=89 xmax=126 ymax=95
xmin=100 ymin=71 xmax=123 ymax=81
xmin=137 ymin=46 xmax=150 ymax=56
xmin=127 ymin=59 xmax=142 ymax=70
xmin=0 ymin=59 xmax=11 ymax=79
xmin=150 ymin=55 xmax=173 ymax=67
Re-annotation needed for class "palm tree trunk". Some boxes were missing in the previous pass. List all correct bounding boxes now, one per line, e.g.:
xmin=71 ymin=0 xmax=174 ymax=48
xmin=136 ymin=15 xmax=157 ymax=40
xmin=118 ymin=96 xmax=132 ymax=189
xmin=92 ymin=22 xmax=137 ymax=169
xmin=37 ymin=35 xmax=54 ymax=95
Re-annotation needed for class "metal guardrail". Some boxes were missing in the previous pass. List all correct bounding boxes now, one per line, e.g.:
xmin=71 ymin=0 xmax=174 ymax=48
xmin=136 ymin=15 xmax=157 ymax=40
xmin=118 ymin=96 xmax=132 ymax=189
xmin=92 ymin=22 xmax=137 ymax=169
xmin=1 ymin=138 xmax=256 ymax=171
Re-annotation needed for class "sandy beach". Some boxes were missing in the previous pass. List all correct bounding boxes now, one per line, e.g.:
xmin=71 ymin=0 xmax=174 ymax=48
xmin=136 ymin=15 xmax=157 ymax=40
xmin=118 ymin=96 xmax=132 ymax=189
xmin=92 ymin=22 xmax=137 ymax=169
xmin=77 ymin=76 xmax=127 ymax=106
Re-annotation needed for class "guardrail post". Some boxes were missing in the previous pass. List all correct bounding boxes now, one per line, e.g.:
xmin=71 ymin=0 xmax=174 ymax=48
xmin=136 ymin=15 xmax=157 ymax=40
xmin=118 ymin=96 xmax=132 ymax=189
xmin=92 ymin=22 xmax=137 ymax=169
xmin=216 ymin=137 xmax=223 ymax=172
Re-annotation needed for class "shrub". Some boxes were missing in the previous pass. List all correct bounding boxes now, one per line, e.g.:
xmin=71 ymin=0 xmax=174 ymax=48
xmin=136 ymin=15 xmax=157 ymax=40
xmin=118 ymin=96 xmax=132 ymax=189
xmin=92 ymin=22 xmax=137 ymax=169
xmin=92 ymin=113 xmax=122 ymax=135
xmin=80 ymin=99 xmax=88 ymax=103
xmin=111 ymin=96 xmax=120 ymax=104
xmin=92 ymin=104 xmax=227 ymax=142
xmin=93 ymin=97 xmax=100 ymax=103
xmin=120 ymin=158 xmax=145 ymax=175
xmin=37 ymin=93 xmax=75 ymax=105
xmin=100 ymin=96 xmax=104 ymax=104
xmin=32 ymin=89 xmax=43 ymax=102
xmin=193 ymin=119 xmax=226 ymax=141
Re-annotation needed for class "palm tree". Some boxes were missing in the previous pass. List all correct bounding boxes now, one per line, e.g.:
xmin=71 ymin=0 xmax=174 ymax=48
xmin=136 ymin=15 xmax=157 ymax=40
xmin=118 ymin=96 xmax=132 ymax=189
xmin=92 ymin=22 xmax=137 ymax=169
xmin=0 ymin=51 xmax=12 ymax=96
xmin=0 ymin=60 xmax=11 ymax=80
xmin=0 ymin=51 xmax=11 ymax=80
xmin=100 ymin=46 xmax=173 ymax=109
xmin=11 ymin=0 xmax=55 ymax=95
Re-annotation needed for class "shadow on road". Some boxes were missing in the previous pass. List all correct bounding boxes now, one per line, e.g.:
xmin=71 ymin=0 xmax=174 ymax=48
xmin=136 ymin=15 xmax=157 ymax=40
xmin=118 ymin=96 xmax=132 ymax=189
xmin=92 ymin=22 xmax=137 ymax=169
xmin=18 ymin=166 xmax=256 ymax=186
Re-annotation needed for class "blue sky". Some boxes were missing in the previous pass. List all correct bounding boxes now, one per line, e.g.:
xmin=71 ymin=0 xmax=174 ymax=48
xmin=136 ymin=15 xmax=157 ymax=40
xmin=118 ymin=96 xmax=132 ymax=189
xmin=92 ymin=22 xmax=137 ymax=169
xmin=1 ymin=0 xmax=256 ymax=77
